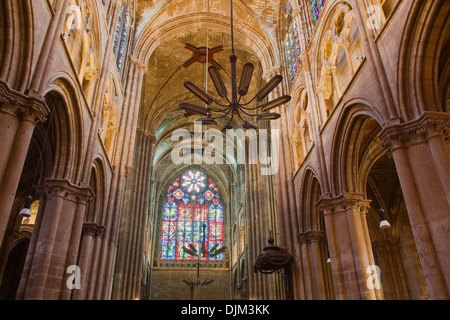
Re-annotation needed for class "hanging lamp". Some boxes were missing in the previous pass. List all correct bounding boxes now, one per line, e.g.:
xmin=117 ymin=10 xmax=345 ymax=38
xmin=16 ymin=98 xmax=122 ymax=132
xmin=378 ymin=209 xmax=391 ymax=229
xmin=180 ymin=0 xmax=291 ymax=130
xmin=19 ymin=196 xmax=33 ymax=217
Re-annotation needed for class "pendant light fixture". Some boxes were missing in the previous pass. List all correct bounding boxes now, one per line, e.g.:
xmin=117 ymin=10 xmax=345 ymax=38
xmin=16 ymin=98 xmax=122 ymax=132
xmin=378 ymin=209 xmax=391 ymax=229
xmin=180 ymin=0 xmax=291 ymax=130
xmin=19 ymin=196 xmax=33 ymax=217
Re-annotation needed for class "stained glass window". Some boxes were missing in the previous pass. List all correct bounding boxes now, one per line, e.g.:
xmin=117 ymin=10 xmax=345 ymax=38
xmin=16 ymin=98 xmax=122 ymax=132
xmin=160 ymin=170 xmax=224 ymax=260
xmin=113 ymin=5 xmax=130 ymax=72
xmin=285 ymin=2 xmax=303 ymax=85
xmin=310 ymin=0 xmax=328 ymax=25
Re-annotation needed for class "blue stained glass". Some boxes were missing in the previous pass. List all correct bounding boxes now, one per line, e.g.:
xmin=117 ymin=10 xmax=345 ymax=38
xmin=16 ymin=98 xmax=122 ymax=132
xmin=160 ymin=170 xmax=224 ymax=260
xmin=286 ymin=1 xmax=303 ymax=85
xmin=310 ymin=0 xmax=328 ymax=25
xmin=112 ymin=6 xmax=123 ymax=53
xmin=116 ymin=6 xmax=129 ymax=71
xmin=162 ymin=203 xmax=177 ymax=221
xmin=161 ymin=240 xmax=176 ymax=259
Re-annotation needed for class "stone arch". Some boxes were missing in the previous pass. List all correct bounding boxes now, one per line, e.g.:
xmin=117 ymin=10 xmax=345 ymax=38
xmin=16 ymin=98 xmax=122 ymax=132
xmin=298 ymin=168 xmax=323 ymax=233
xmin=329 ymin=103 xmax=429 ymax=299
xmin=0 ymin=0 xmax=34 ymax=92
xmin=439 ymin=37 xmax=450 ymax=112
xmin=397 ymin=0 xmax=450 ymax=119
xmin=297 ymin=168 xmax=335 ymax=299
xmin=43 ymin=78 xmax=84 ymax=182
xmin=0 ymin=237 xmax=30 ymax=299
xmin=84 ymin=158 xmax=106 ymax=225
xmin=133 ymin=1 xmax=279 ymax=72
xmin=329 ymin=101 xmax=384 ymax=196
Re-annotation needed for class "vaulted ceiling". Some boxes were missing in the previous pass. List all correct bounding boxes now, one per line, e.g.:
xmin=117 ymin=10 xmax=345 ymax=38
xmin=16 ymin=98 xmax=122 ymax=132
xmin=131 ymin=0 xmax=286 ymax=184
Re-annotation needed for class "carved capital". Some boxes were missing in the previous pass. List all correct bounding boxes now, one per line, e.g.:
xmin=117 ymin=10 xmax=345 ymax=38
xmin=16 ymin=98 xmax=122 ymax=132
xmin=0 ymin=82 xmax=49 ymax=124
xmin=41 ymin=179 xmax=93 ymax=204
xmin=0 ymin=97 xmax=22 ymax=117
xmin=19 ymin=102 xmax=49 ymax=124
xmin=262 ymin=65 xmax=282 ymax=82
xmin=82 ymin=222 xmax=106 ymax=238
xmin=84 ymin=70 xmax=99 ymax=81
xmin=379 ymin=112 xmax=450 ymax=155
xmin=298 ymin=230 xmax=325 ymax=244
xmin=317 ymin=193 xmax=371 ymax=215
xmin=129 ymin=55 xmax=147 ymax=74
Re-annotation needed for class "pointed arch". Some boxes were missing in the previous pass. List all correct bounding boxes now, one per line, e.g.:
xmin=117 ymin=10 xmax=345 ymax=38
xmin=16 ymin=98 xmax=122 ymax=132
xmin=329 ymin=101 xmax=384 ymax=196
xmin=159 ymin=169 xmax=224 ymax=261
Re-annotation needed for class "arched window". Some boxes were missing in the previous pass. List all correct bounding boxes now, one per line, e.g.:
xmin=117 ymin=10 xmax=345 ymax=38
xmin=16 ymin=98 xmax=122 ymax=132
xmin=310 ymin=0 xmax=328 ymax=25
xmin=113 ymin=4 xmax=130 ymax=72
xmin=160 ymin=170 xmax=224 ymax=260
xmin=285 ymin=1 xmax=303 ymax=85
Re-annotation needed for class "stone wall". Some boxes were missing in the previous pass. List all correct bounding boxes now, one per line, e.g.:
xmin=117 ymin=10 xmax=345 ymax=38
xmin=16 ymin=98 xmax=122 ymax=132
xmin=150 ymin=268 xmax=230 ymax=300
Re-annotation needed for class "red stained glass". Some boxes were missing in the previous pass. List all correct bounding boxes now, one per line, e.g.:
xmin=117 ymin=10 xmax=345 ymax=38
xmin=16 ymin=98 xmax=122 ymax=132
xmin=160 ymin=170 xmax=224 ymax=260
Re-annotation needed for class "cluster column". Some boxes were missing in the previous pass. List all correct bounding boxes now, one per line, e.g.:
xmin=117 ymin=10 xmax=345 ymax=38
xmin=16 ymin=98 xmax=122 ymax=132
xmin=16 ymin=179 xmax=92 ymax=300
xmin=379 ymin=112 xmax=450 ymax=299
xmin=0 ymin=85 xmax=49 ymax=246
xmin=318 ymin=193 xmax=381 ymax=300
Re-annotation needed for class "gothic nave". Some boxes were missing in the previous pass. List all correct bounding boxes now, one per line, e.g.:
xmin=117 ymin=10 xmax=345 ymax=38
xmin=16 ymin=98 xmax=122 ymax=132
xmin=0 ymin=0 xmax=449 ymax=303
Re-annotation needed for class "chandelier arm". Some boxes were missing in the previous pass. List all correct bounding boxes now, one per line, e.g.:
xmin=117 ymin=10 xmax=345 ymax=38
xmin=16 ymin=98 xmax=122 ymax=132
xmin=237 ymin=106 xmax=255 ymax=117
xmin=236 ymin=109 xmax=249 ymax=122
xmin=239 ymin=95 xmax=257 ymax=107
xmin=239 ymin=102 xmax=264 ymax=111
xmin=212 ymin=107 xmax=233 ymax=120
xmin=210 ymin=98 xmax=232 ymax=109
xmin=238 ymin=106 xmax=265 ymax=118
xmin=207 ymin=107 xmax=230 ymax=113
xmin=226 ymin=111 xmax=235 ymax=126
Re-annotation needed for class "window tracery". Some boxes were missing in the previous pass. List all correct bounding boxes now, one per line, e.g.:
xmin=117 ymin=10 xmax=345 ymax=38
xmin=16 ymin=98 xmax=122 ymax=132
xmin=113 ymin=4 xmax=130 ymax=72
xmin=160 ymin=170 xmax=224 ymax=261
xmin=285 ymin=1 xmax=303 ymax=85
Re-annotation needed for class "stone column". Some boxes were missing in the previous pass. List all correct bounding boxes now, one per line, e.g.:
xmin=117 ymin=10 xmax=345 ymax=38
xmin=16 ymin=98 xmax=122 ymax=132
xmin=318 ymin=194 xmax=378 ymax=300
xmin=372 ymin=237 xmax=410 ymax=300
xmin=307 ymin=231 xmax=327 ymax=300
xmin=59 ymin=186 xmax=93 ymax=300
xmin=0 ymin=97 xmax=21 ymax=183
xmin=298 ymin=230 xmax=328 ymax=300
xmin=72 ymin=222 xmax=105 ymax=300
xmin=17 ymin=179 xmax=92 ymax=300
xmin=379 ymin=112 xmax=450 ymax=299
xmin=0 ymin=90 xmax=48 ymax=246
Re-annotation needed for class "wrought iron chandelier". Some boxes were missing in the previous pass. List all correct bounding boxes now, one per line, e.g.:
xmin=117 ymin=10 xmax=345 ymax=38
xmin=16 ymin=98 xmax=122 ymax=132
xmin=180 ymin=0 xmax=291 ymax=130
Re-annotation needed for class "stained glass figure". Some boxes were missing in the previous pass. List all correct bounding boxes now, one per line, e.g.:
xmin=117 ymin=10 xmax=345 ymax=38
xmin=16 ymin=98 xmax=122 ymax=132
xmin=160 ymin=170 xmax=224 ymax=260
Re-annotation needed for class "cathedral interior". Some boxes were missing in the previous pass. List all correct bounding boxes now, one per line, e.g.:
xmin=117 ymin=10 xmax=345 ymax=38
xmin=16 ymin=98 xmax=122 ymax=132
xmin=0 ymin=0 xmax=449 ymax=301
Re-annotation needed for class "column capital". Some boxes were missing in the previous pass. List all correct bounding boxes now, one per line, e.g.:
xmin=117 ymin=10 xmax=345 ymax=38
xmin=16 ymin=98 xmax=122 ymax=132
xmin=82 ymin=222 xmax=106 ymax=238
xmin=137 ymin=128 xmax=156 ymax=142
xmin=379 ymin=112 xmax=450 ymax=155
xmin=298 ymin=230 xmax=325 ymax=244
xmin=39 ymin=179 xmax=93 ymax=203
xmin=84 ymin=70 xmax=99 ymax=81
xmin=129 ymin=55 xmax=147 ymax=74
xmin=317 ymin=193 xmax=371 ymax=215
xmin=0 ymin=81 xmax=49 ymax=123
xmin=262 ymin=65 xmax=282 ymax=82
xmin=0 ymin=96 xmax=22 ymax=117
xmin=371 ymin=236 xmax=400 ymax=250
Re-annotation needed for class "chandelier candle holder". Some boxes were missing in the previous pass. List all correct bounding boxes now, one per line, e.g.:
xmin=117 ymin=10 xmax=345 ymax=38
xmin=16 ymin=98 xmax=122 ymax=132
xmin=180 ymin=0 xmax=291 ymax=130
